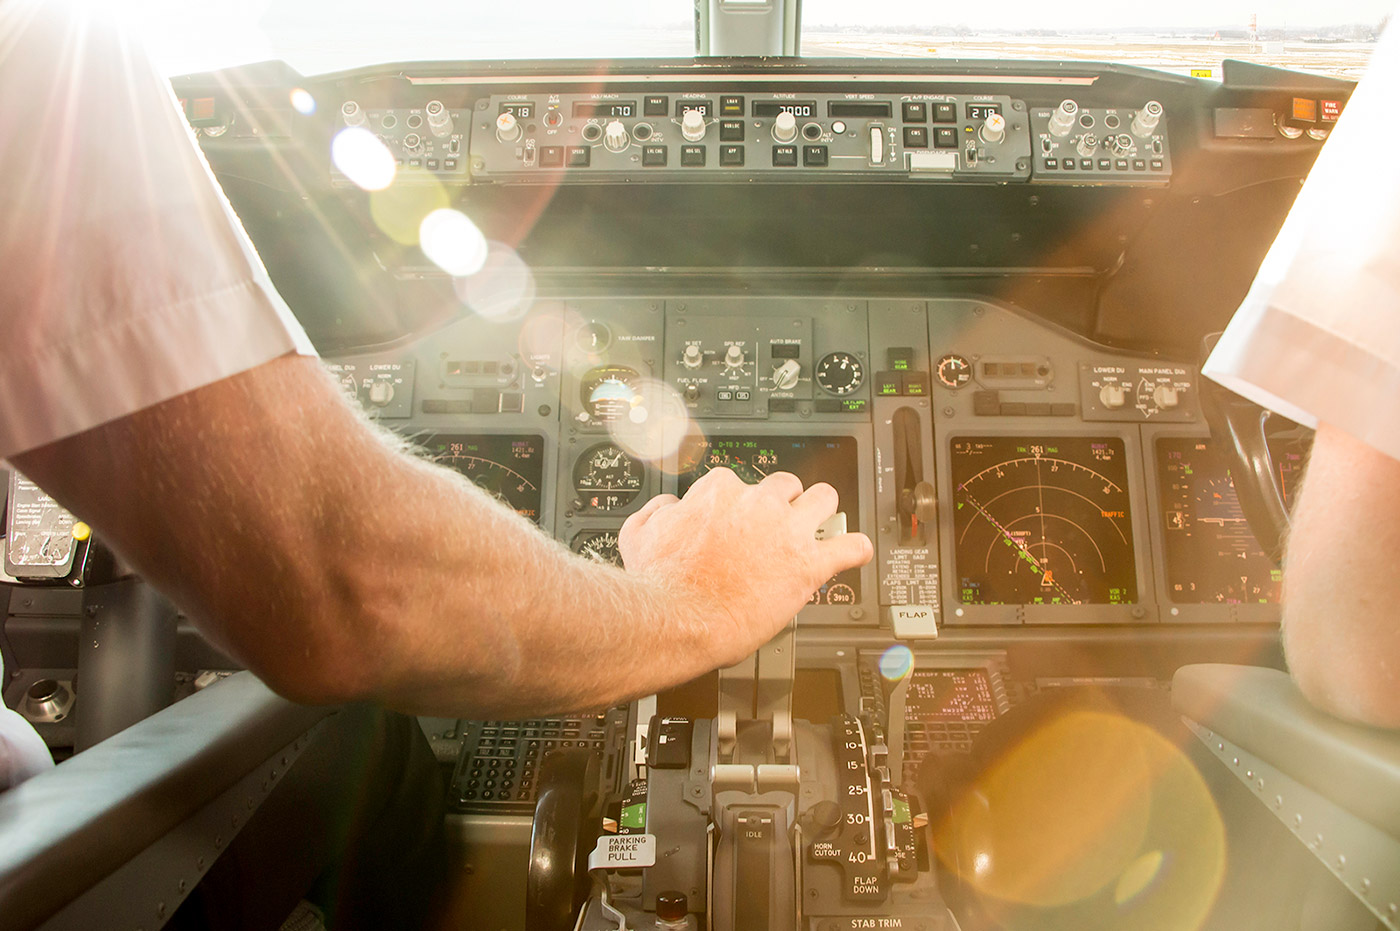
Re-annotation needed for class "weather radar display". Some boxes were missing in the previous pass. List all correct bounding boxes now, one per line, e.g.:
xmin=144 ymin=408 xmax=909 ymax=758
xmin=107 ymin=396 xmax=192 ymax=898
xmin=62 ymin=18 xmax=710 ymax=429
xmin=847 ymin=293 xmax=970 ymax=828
xmin=951 ymin=436 xmax=1137 ymax=605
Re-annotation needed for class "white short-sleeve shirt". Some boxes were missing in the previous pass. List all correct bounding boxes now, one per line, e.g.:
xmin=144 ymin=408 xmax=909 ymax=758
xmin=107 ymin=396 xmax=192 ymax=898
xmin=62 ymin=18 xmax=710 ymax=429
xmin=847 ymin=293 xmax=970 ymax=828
xmin=1204 ymin=17 xmax=1400 ymax=463
xmin=0 ymin=1 xmax=315 ymax=464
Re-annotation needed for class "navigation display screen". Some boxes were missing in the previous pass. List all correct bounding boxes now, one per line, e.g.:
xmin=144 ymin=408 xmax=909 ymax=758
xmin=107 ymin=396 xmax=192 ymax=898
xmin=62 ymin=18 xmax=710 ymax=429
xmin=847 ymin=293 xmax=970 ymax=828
xmin=951 ymin=436 xmax=1137 ymax=605
xmin=417 ymin=434 xmax=544 ymax=524
xmin=1157 ymin=438 xmax=1283 ymax=604
xmin=678 ymin=435 xmax=861 ymax=605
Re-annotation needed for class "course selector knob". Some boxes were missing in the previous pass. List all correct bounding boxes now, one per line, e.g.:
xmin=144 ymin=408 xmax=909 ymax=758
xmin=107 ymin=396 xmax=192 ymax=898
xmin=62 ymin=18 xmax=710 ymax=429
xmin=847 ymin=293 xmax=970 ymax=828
xmin=496 ymin=111 xmax=521 ymax=143
xmin=604 ymin=120 xmax=630 ymax=152
xmin=773 ymin=110 xmax=798 ymax=143
xmin=681 ymin=109 xmax=707 ymax=142
xmin=979 ymin=112 xmax=1006 ymax=144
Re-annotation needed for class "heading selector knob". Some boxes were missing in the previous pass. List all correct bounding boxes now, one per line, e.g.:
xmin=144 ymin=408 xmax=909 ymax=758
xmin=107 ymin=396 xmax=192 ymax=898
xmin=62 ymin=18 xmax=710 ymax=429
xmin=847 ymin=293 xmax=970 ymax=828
xmin=604 ymin=120 xmax=630 ymax=152
xmin=681 ymin=344 xmax=704 ymax=369
xmin=495 ymin=111 xmax=521 ymax=143
xmin=724 ymin=345 xmax=745 ymax=369
xmin=772 ymin=358 xmax=801 ymax=390
xmin=979 ymin=112 xmax=1006 ymax=144
xmin=681 ymin=109 xmax=707 ymax=142
xmin=772 ymin=110 xmax=798 ymax=143
xmin=1048 ymin=99 xmax=1077 ymax=137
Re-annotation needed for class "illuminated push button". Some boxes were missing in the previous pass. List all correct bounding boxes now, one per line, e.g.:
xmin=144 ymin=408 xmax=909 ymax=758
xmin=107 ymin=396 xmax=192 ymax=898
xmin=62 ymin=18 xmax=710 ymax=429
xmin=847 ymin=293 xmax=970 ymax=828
xmin=496 ymin=111 xmax=521 ymax=143
xmin=832 ymin=120 xmax=847 ymax=134
xmin=603 ymin=120 xmax=629 ymax=152
xmin=72 ymin=521 xmax=91 ymax=542
xmin=773 ymin=110 xmax=798 ymax=143
xmin=681 ymin=108 xmax=707 ymax=142
xmin=1049 ymin=99 xmax=1077 ymax=137
xmin=1132 ymin=100 xmax=1163 ymax=138
xmin=979 ymin=112 xmax=1006 ymax=144
xmin=1099 ymin=383 xmax=1127 ymax=409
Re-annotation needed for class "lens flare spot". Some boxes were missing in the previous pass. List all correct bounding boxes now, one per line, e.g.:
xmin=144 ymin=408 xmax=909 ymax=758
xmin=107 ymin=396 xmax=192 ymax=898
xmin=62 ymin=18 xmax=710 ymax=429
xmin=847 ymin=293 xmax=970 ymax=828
xmin=1115 ymin=848 xmax=1166 ymax=906
xmin=453 ymin=243 xmax=536 ymax=320
xmin=331 ymin=127 xmax=395 ymax=191
xmin=419 ymin=208 xmax=488 ymax=277
xmin=369 ymin=178 xmax=449 ymax=245
xmin=608 ymin=379 xmax=695 ymax=466
xmin=879 ymin=645 xmax=914 ymax=682
xmin=289 ymin=88 xmax=316 ymax=115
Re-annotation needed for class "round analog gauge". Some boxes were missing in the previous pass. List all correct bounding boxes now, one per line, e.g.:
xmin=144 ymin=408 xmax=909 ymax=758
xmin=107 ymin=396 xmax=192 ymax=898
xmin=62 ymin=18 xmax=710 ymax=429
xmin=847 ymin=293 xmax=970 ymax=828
xmin=580 ymin=365 xmax=641 ymax=423
xmin=815 ymin=351 xmax=864 ymax=396
xmin=574 ymin=443 xmax=644 ymax=511
xmin=573 ymin=531 xmax=623 ymax=567
xmin=936 ymin=353 xmax=972 ymax=389
xmin=950 ymin=436 xmax=1137 ymax=606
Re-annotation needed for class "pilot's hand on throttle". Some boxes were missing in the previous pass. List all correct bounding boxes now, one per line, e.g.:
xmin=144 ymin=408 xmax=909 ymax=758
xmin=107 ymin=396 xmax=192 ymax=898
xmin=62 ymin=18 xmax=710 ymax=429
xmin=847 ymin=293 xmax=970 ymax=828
xmin=618 ymin=468 xmax=873 ymax=666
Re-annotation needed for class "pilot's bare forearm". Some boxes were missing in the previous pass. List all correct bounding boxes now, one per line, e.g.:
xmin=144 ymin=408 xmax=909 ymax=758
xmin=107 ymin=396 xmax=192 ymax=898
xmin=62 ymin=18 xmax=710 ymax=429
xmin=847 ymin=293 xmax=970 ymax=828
xmin=1282 ymin=422 xmax=1400 ymax=728
xmin=10 ymin=356 xmax=725 ymax=716
xmin=14 ymin=354 xmax=871 ymax=716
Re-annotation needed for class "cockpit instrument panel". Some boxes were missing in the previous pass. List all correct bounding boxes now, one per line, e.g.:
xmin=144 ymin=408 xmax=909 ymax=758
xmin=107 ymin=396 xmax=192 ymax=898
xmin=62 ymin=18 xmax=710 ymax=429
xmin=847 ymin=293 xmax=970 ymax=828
xmin=678 ymin=435 xmax=862 ymax=605
xmin=416 ymin=434 xmax=544 ymax=524
xmin=1157 ymin=438 xmax=1282 ymax=604
xmin=950 ymin=436 xmax=1137 ymax=606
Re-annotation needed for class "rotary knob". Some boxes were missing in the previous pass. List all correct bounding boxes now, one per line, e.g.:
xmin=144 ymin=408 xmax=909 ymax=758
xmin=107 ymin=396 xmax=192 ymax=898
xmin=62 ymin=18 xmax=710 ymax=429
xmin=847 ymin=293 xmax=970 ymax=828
xmin=425 ymin=99 xmax=453 ymax=138
xmin=772 ymin=358 xmax=801 ymax=390
xmin=1132 ymin=100 xmax=1163 ymax=138
xmin=1107 ymin=133 xmax=1132 ymax=157
xmin=1048 ymin=99 xmax=1077 ymax=138
xmin=341 ymin=100 xmax=366 ymax=127
xmin=979 ymin=112 xmax=1006 ymax=144
xmin=496 ymin=111 xmax=521 ymax=143
xmin=604 ymin=120 xmax=629 ymax=152
xmin=681 ymin=109 xmax=707 ymax=142
xmin=1099 ymin=383 xmax=1127 ymax=409
xmin=724 ymin=345 xmax=745 ymax=369
xmin=773 ymin=110 xmax=798 ymax=143
xmin=1077 ymin=132 xmax=1099 ymax=157
xmin=1152 ymin=384 xmax=1180 ymax=410
xmin=681 ymin=344 xmax=704 ymax=369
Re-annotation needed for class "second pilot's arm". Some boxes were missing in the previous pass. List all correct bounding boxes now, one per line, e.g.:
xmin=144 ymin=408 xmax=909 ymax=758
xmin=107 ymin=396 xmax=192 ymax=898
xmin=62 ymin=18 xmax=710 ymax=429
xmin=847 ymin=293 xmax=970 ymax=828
xmin=1 ymin=2 xmax=872 ymax=719
xmin=1204 ymin=18 xmax=1400 ymax=728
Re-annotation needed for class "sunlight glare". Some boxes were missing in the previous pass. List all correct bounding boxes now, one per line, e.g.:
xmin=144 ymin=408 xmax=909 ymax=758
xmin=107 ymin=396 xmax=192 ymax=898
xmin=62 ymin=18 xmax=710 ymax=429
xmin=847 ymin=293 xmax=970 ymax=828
xmin=419 ymin=208 xmax=488 ymax=277
xmin=331 ymin=127 xmax=396 ymax=191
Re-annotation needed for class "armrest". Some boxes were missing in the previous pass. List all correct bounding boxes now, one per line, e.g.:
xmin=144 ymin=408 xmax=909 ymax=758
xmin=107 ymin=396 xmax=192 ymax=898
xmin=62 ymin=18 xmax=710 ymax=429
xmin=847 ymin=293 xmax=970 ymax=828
xmin=1172 ymin=664 xmax=1400 ymax=837
xmin=0 ymin=671 xmax=332 ymax=929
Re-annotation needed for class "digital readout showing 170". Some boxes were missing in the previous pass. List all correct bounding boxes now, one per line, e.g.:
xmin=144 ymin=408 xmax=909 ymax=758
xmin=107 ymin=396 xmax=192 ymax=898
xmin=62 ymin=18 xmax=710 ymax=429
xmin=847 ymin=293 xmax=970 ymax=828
xmin=572 ymin=101 xmax=637 ymax=118
xmin=753 ymin=100 xmax=817 ymax=118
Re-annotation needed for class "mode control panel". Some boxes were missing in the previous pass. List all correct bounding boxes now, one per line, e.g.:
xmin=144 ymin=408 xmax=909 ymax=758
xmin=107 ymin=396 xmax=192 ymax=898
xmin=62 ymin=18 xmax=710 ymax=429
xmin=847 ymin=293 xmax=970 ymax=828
xmin=1030 ymin=98 xmax=1172 ymax=183
xmin=469 ymin=92 xmax=1032 ymax=182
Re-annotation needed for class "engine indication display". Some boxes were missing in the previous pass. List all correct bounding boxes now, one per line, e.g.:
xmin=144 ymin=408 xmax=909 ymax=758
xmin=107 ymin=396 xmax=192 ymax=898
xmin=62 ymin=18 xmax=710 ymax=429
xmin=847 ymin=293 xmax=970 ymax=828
xmin=951 ymin=436 xmax=1137 ymax=605
xmin=678 ymin=435 xmax=861 ymax=605
xmin=418 ymin=434 xmax=544 ymax=524
xmin=574 ymin=443 xmax=644 ymax=511
xmin=1157 ymin=438 xmax=1282 ymax=604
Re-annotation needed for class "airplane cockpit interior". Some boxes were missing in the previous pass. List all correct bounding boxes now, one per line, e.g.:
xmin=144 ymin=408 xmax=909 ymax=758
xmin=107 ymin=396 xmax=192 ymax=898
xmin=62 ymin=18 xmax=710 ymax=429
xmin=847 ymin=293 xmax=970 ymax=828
xmin=4 ymin=2 xmax=1400 ymax=929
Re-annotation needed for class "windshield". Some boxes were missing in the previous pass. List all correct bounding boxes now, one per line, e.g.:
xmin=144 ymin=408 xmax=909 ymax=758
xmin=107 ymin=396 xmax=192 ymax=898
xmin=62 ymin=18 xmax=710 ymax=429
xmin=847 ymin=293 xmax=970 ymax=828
xmin=128 ymin=0 xmax=1391 ymax=79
